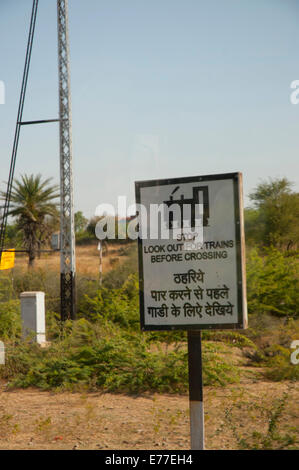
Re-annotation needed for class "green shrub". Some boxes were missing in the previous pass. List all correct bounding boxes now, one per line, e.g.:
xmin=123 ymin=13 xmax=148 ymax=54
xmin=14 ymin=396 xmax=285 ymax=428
xmin=12 ymin=268 xmax=60 ymax=312
xmin=13 ymin=356 xmax=93 ymax=389
xmin=0 ymin=274 xmax=15 ymax=301
xmin=75 ymin=232 xmax=96 ymax=245
xmin=78 ymin=274 xmax=139 ymax=330
xmin=0 ymin=341 xmax=43 ymax=380
xmin=1 ymin=319 xmax=240 ymax=393
xmin=0 ymin=300 xmax=21 ymax=341
xmin=247 ymin=247 xmax=298 ymax=317
xmin=202 ymin=342 xmax=240 ymax=386
xmin=263 ymin=345 xmax=299 ymax=382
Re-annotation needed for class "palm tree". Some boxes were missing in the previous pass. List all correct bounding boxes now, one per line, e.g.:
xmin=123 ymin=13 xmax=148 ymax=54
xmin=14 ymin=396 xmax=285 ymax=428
xmin=1 ymin=174 xmax=59 ymax=267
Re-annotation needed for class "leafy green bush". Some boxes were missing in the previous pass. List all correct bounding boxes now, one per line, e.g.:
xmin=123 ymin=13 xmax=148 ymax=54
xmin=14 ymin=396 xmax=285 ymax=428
xmin=202 ymin=342 xmax=240 ymax=385
xmin=75 ymin=231 xmax=96 ymax=245
xmin=247 ymin=247 xmax=298 ymax=317
xmin=11 ymin=268 xmax=60 ymax=312
xmin=263 ymin=345 xmax=299 ymax=382
xmin=0 ymin=274 xmax=15 ymax=302
xmin=1 ymin=318 xmax=240 ymax=393
xmin=78 ymin=274 xmax=140 ymax=330
xmin=0 ymin=300 xmax=21 ymax=341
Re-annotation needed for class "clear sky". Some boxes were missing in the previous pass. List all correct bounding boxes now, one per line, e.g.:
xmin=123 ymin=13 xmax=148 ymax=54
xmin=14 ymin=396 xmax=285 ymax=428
xmin=0 ymin=0 xmax=299 ymax=218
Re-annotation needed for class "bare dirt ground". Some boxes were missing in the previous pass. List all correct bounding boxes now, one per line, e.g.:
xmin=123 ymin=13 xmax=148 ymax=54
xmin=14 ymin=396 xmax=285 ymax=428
xmin=0 ymin=379 xmax=297 ymax=450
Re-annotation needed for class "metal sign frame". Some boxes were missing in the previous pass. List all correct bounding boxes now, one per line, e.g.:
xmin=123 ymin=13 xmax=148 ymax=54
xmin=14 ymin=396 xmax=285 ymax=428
xmin=135 ymin=172 xmax=247 ymax=331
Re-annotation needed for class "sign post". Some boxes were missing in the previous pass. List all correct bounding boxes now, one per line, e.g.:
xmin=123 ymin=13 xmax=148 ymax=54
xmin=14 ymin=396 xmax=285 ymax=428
xmin=188 ymin=330 xmax=204 ymax=449
xmin=135 ymin=172 xmax=247 ymax=449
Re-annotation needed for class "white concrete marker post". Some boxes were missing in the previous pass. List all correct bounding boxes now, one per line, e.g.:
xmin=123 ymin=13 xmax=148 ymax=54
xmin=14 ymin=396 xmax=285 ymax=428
xmin=20 ymin=292 xmax=46 ymax=344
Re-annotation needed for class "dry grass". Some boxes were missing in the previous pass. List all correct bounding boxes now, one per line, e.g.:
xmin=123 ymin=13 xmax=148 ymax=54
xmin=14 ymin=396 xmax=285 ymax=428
xmin=12 ymin=244 xmax=129 ymax=277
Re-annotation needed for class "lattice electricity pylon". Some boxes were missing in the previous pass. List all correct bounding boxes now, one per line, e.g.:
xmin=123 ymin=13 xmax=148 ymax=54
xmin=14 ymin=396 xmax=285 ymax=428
xmin=57 ymin=0 xmax=76 ymax=321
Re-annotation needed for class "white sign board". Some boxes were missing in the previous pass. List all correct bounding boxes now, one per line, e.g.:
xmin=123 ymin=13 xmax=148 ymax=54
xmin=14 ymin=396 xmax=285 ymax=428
xmin=135 ymin=172 xmax=247 ymax=330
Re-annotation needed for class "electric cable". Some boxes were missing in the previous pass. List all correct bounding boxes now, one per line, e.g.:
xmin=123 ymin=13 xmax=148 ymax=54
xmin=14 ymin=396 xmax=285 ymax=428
xmin=0 ymin=0 xmax=39 ymax=262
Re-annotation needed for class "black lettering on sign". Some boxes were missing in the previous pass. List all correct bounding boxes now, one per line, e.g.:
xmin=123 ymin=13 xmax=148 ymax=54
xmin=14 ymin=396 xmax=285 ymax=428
xmin=205 ymin=302 xmax=234 ymax=316
xmin=206 ymin=285 xmax=229 ymax=300
xmin=144 ymin=245 xmax=165 ymax=253
xmin=173 ymin=269 xmax=205 ymax=284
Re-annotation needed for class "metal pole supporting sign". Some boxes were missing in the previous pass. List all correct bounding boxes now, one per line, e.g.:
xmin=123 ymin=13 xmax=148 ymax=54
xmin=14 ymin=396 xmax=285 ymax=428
xmin=188 ymin=330 xmax=204 ymax=450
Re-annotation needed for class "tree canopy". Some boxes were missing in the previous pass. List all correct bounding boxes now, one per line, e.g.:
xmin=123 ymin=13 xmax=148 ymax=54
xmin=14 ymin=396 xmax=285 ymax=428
xmin=245 ymin=178 xmax=299 ymax=250
xmin=1 ymin=174 xmax=59 ymax=267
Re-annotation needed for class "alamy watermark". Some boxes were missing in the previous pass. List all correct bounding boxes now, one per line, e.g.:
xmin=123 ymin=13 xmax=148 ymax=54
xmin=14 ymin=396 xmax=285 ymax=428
xmin=290 ymin=340 xmax=299 ymax=365
xmin=0 ymin=80 xmax=5 ymax=105
xmin=290 ymin=80 xmax=299 ymax=104
xmin=94 ymin=196 xmax=204 ymax=249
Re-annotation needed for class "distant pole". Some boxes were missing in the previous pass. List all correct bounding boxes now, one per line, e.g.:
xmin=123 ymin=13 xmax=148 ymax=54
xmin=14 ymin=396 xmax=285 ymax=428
xmin=98 ymin=242 xmax=103 ymax=286
xmin=188 ymin=330 xmax=204 ymax=450
xmin=57 ymin=0 xmax=76 ymax=320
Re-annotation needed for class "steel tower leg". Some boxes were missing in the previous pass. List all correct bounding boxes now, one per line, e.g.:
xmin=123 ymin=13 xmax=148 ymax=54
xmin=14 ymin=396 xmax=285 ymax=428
xmin=57 ymin=0 xmax=76 ymax=320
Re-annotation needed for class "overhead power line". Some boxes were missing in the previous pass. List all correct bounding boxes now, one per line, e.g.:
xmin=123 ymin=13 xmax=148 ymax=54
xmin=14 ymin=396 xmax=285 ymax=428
xmin=0 ymin=0 xmax=39 ymax=263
